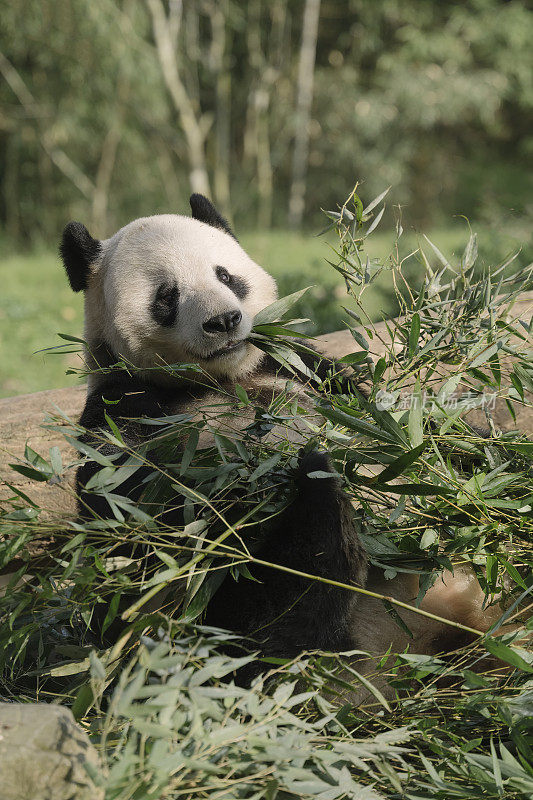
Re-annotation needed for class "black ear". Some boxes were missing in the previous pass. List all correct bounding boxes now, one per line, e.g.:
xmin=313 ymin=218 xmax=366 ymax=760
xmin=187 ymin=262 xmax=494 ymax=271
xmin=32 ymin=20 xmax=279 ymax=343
xmin=60 ymin=222 xmax=102 ymax=292
xmin=189 ymin=194 xmax=237 ymax=240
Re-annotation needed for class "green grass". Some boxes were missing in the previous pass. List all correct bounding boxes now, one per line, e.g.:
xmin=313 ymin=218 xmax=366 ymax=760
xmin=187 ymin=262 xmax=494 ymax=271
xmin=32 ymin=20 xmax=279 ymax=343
xmin=0 ymin=250 xmax=86 ymax=397
xmin=0 ymin=223 xmax=523 ymax=397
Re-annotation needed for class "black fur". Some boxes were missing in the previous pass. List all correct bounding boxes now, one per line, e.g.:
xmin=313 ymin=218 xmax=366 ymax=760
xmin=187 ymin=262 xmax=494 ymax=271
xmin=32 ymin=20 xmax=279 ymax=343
xmin=60 ymin=222 xmax=101 ymax=292
xmin=151 ymin=282 xmax=179 ymax=327
xmin=215 ymin=266 xmax=249 ymax=300
xmin=84 ymin=340 xmax=120 ymax=373
xmin=206 ymin=450 xmax=367 ymax=661
xmin=77 ymin=372 xmax=178 ymax=520
xmin=190 ymin=194 xmax=237 ymax=240
xmin=229 ymin=276 xmax=249 ymax=300
xmin=79 ymin=374 xmax=177 ymax=433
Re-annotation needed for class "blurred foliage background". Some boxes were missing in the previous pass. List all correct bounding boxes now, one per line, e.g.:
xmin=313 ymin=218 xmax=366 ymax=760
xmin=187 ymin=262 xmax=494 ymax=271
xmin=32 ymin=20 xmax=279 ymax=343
xmin=0 ymin=0 xmax=532 ymax=396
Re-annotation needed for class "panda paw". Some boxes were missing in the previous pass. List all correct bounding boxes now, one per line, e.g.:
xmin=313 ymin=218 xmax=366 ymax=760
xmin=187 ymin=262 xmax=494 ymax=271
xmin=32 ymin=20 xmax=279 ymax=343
xmin=296 ymin=449 xmax=339 ymax=488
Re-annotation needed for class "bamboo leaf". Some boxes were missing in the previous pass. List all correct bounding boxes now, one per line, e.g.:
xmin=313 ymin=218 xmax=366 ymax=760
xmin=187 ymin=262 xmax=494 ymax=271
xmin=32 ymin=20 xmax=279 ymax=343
xmin=253 ymin=287 xmax=312 ymax=325
xmin=363 ymin=186 xmax=391 ymax=217
xmin=374 ymin=442 xmax=426 ymax=484
xmin=408 ymin=379 xmax=423 ymax=447
xmin=408 ymin=313 xmax=420 ymax=359
xmin=483 ymin=638 xmax=533 ymax=672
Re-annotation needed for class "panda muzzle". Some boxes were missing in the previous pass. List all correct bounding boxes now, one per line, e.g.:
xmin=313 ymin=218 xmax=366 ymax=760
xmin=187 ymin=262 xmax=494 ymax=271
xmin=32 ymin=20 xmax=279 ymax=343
xmin=202 ymin=310 xmax=242 ymax=334
xmin=203 ymin=339 xmax=246 ymax=360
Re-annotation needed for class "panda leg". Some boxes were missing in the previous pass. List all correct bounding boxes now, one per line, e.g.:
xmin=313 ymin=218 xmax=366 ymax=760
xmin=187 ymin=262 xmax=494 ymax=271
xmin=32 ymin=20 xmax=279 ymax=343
xmin=208 ymin=451 xmax=367 ymax=659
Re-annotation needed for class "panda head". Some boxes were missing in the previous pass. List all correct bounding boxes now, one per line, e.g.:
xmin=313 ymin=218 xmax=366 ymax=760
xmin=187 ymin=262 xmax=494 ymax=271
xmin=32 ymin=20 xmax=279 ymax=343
xmin=60 ymin=195 xmax=277 ymax=383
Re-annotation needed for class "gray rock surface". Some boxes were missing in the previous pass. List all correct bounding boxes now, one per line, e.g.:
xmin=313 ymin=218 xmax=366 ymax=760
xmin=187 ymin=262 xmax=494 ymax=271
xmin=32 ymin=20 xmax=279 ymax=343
xmin=0 ymin=385 xmax=83 ymax=516
xmin=0 ymin=702 xmax=103 ymax=800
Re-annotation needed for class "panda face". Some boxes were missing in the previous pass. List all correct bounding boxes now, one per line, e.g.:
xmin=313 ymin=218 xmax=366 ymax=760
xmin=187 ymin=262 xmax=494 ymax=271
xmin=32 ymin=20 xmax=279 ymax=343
xmin=68 ymin=213 xmax=277 ymax=382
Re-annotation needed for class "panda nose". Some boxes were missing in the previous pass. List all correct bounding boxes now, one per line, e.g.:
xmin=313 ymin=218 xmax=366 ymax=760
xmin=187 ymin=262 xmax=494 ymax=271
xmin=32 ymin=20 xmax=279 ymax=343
xmin=203 ymin=310 xmax=242 ymax=334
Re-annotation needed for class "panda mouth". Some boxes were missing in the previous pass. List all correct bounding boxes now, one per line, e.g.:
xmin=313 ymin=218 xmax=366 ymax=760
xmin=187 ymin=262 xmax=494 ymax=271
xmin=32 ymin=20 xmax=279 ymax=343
xmin=203 ymin=340 xmax=247 ymax=360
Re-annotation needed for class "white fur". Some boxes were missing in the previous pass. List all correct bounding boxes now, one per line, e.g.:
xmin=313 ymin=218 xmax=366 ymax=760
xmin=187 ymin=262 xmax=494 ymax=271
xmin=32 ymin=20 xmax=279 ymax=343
xmin=83 ymin=214 xmax=277 ymax=388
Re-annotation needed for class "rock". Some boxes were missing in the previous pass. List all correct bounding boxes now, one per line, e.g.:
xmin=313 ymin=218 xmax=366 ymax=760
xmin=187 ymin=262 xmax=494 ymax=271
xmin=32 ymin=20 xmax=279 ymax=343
xmin=0 ymin=702 xmax=103 ymax=800
xmin=0 ymin=386 xmax=83 ymax=516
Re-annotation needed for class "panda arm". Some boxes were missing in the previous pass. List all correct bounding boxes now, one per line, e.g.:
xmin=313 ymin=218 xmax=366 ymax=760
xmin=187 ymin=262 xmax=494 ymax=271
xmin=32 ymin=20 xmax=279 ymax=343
xmin=207 ymin=451 xmax=368 ymax=658
xmin=76 ymin=374 xmax=175 ymax=519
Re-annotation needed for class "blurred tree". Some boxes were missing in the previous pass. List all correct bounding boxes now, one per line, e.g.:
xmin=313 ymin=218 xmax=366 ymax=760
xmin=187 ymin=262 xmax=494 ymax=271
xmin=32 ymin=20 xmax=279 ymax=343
xmin=242 ymin=0 xmax=290 ymax=228
xmin=207 ymin=0 xmax=232 ymax=215
xmin=310 ymin=0 xmax=533 ymax=227
xmin=0 ymin=0 xmax=531 ymax=244
xmin=288 ymin=0 xmax=321 ymax=228
xmin=0 ymin=0 xmax=171 ymax=239
xmin=147 ymin=0 xmax=211 ymax=197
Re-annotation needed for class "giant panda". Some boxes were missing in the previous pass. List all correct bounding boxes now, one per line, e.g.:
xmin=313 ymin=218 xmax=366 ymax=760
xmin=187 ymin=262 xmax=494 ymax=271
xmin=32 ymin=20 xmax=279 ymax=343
xmin=60 ymin=195 xmax=504 ymax=698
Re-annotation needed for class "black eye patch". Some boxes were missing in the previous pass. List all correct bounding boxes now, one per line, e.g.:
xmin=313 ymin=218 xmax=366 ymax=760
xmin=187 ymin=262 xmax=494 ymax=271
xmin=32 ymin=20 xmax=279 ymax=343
xmin=215 ymin=265 xmax=249 ymax=300
xmin=151 ymin=282 xmax=179 ymax=327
